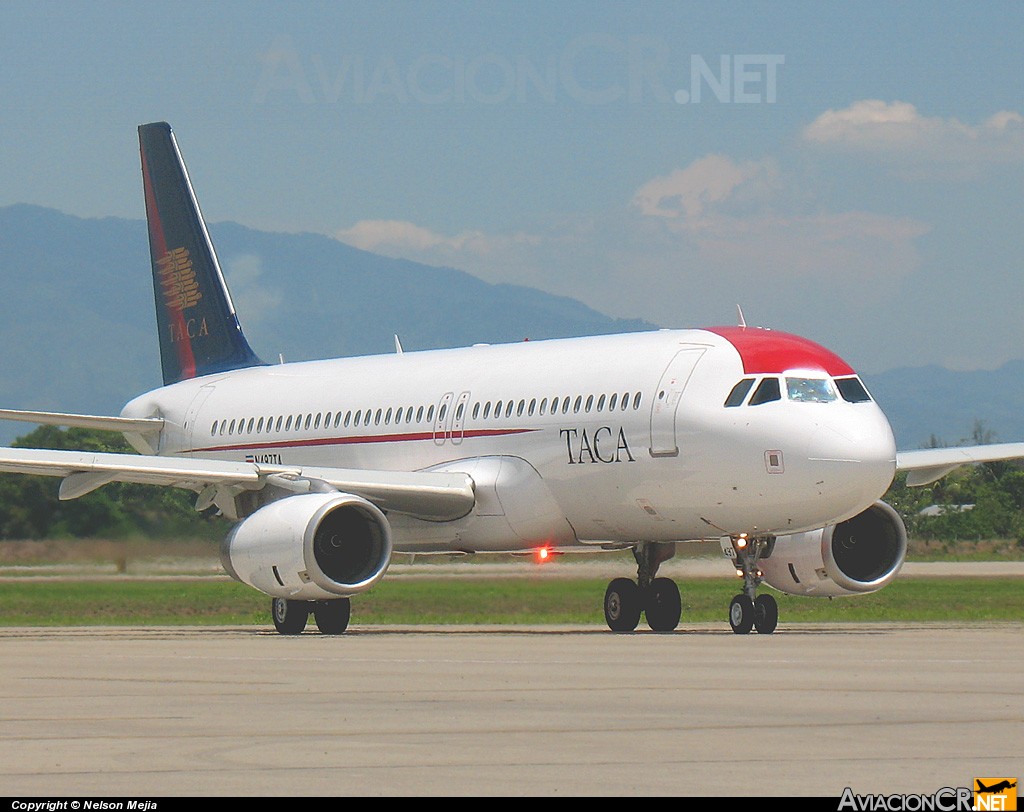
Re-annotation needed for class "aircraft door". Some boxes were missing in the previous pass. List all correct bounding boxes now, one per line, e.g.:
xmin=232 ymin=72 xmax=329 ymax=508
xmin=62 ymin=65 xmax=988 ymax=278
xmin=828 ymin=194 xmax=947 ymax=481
xmin=649 ymin=347 xmax=706 ymax=457
xmin=451 ymin=391 xmax=471 ymax=445
xmin=183 ymin=384 xmax=217 ymax=452
xmin=433 ymin=392 xmax=454 ymax=445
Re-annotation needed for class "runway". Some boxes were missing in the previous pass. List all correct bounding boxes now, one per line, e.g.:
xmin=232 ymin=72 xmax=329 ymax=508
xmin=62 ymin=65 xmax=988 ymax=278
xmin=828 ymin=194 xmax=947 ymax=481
xmin=1 ymin=623 xmax=1021 ymax=797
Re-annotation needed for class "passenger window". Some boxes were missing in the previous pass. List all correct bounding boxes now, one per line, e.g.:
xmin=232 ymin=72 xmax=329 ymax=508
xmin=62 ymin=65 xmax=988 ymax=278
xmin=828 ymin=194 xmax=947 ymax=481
xmin=585 ymin=395 xmax=594 ymax=412
xmin=609 ymin=393 xmax=618 ymax=411
xmin=597 ymin=394 xmax=605 ymax=412
xmin=211 ymin=421 xmax=218 ymax=436
xmin=505 ymin=401 xmax=514 ymax=418
xmin=483 ymin=402 xmax=491 ymax=419
xmin=517 ymin=400 xmax=525 ymax=417
xmin=539 ymin=398 xmax=547 ymax=415
xmin=385 ymin=407 xmax=393 ymax=424
xmin=633 ymin=392 xmax=642 ymax=410
xmin=835 ymin=377 xmax=872 ymax=403
xmin=724 ymin=378 xmax=755 ymax=407
xmin=749 ymin=378 xmax=782 ymax=405
xmin=528 ymin=398 xmax=536 ymax=416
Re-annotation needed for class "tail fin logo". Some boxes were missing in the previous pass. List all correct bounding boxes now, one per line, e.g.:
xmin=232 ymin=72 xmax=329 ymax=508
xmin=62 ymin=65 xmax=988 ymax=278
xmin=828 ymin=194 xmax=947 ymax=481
xmin=158 ymin=247 xmax=203 ymax=311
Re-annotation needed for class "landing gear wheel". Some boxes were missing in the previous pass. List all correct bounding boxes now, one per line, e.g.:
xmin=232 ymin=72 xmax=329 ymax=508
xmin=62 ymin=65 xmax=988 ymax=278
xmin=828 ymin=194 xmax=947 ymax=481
xmin=728 ymin=594 xmax=755 ymax=635
xmin=271 ymin=598 xmax=309 ymax=635
xmin=753 ymin=593 xmax=778 ymax=635
xmin=604 ymin=578 xmax=642 ymax=632
xmin=645 ymin=577 xmax=681 ymax=632
xmin=313 ymin=598 xmax=351 ymax=635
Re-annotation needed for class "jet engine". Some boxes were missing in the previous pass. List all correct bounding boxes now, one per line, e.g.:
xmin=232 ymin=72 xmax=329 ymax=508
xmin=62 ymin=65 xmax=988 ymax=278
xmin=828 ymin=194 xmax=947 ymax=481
xmin=220 ymin=492 xmax=392 ymax=601
xmin=758 ymin=501 xmax=907 ymax=597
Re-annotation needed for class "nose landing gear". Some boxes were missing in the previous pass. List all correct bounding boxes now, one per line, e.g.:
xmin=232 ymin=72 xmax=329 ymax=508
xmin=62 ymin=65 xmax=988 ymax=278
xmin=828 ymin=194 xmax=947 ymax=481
xmin=727 ymin=535 xmax=778 ymax=635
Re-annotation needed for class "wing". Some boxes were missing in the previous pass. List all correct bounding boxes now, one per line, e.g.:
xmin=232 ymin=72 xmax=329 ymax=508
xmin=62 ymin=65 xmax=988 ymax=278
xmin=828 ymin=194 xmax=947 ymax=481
xmin=896 ymin=442 xmax=1024 ymax=486
xmin=0 ymin=446 xmax=475 ymax=522
xmin=0 ymin=408 xmax=163 ymax=434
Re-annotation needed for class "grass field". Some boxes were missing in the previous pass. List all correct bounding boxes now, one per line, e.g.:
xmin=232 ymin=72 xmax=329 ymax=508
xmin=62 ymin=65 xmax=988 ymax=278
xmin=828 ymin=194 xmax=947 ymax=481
xmin=0 ymin=576 xmax=1021 ymax=626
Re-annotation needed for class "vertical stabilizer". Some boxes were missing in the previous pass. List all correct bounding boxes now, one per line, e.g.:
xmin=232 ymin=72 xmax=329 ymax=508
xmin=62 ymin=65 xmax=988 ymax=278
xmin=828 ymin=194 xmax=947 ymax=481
xmin=139 ymin=122 xmax=263 ymax=385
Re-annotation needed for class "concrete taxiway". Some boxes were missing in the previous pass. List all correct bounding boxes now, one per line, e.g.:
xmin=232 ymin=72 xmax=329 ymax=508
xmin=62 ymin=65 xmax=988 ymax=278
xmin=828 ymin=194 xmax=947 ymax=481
xmin=1 ymin=623 xmax=1021 ymax=797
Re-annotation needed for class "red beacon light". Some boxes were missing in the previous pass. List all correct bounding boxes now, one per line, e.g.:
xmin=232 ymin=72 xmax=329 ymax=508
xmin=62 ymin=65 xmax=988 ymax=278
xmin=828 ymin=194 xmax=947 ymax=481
xmin=533 ymin=545 xmax=557 ymax=565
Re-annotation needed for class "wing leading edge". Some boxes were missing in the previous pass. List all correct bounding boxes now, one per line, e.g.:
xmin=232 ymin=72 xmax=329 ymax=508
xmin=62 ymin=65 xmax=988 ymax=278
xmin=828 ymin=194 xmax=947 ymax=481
xmin=896 ymin=442 xmax=1024 ymax=486
xmin=0 ymin=446 xmax=475 ymax=522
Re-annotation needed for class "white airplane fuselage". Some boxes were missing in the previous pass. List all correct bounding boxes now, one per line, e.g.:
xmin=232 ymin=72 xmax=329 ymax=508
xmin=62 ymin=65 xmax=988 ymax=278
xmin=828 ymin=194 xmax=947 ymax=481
xmin=122 ymin=326 xmax=897 ymax=553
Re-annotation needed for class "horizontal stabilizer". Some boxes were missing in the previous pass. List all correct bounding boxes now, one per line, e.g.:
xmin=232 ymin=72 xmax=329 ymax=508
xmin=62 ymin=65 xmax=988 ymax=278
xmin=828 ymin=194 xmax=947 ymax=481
xmin=0 ymin=408 xmax=164 ymax=434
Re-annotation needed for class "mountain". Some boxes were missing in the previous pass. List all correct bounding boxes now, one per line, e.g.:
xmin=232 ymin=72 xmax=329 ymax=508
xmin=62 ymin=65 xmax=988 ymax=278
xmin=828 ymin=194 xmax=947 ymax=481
xmin=1 ymin=204 xmax=1020 ymax=450
xmin=0 ymin=205 xmax=654 ymax=442
xmin=861 ymin=362 xmax=1024 ymax=450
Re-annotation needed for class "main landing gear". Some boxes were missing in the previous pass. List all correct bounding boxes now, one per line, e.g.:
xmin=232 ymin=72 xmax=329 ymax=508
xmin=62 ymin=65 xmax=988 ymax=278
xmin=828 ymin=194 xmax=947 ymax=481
xmin=271 ymin=597 xmax=351 ymax=635
xmin=603 ymin=542 xmax=681 ymax=632
xmin=727 ymin=535 xmax=778 ymax=635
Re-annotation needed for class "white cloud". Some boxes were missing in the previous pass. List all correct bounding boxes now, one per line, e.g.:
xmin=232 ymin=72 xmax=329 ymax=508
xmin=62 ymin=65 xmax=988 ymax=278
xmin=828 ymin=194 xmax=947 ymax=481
xmin=631 ymin=154 xmax=777 ymax=220
xmin=802 ymin=99 xmax=1024 ymax=166
xmin=337 ymin=219 xmax=540 ymax=261
xmin=330 ymin=153 xmax=931 ymax=340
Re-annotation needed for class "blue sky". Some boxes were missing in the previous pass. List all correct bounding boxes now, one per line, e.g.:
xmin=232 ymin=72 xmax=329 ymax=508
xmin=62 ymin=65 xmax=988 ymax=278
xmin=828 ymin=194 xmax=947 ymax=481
xmin=2 ymin=0 xmax=1021 ymax=373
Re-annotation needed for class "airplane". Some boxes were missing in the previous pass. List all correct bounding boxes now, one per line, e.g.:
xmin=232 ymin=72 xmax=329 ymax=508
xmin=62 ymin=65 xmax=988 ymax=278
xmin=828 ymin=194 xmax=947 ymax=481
xmin=2 ymin=121 xmax=1024 ymax=636
xmin=975 ymin=781 xmax=1016 ymax=794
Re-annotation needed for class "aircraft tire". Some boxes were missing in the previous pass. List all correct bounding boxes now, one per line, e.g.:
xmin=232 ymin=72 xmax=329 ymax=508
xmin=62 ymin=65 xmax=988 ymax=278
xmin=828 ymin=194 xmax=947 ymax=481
xmin=753 ymin=593 xmax=779 ymax=635
xmin=272 ymin=597 xmax=309 ymax=635
xmin=313 ymin=598 xmax=351 ymax=635
xmin=645 ymin=577 xmax=681 ymax=632
xmin=604 ymin=578 xmax=642 ymax=632
xmin=729 ymin=594 xmax=755 ymax=635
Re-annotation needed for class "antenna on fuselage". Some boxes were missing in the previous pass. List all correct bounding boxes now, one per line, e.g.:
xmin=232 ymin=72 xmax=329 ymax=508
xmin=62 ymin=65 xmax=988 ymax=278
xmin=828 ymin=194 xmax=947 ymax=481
xmin=736 ymin=305 xmax=747 ymax=328
xmin=394 ymin=335 xmax=404 ymax=354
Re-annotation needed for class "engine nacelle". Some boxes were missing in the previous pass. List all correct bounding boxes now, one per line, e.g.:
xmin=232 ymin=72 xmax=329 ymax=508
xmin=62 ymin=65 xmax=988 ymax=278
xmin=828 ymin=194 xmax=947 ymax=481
xmin=220 ymin=492 xmax=392 ymax=600
xmin=757 ymin=501 xmax=907 ymax=597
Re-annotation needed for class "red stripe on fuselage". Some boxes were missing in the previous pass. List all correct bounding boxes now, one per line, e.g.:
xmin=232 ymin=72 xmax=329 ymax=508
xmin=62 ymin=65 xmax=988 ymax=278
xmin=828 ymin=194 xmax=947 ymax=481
xmin=706 ymin=326 xmax=855 ymax=376
xmin=186 ymin=427 xmax=538 ymax=455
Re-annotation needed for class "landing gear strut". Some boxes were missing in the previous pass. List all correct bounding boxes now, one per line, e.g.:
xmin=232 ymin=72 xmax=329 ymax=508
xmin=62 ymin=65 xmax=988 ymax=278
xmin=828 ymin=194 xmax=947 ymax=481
xmin=271 ymin=597 xmax=352 ymax=635
xmin=603 ymin=542 xmax=681 ymax=632
xmin=727 ymin=535 xmax=778 ymax=635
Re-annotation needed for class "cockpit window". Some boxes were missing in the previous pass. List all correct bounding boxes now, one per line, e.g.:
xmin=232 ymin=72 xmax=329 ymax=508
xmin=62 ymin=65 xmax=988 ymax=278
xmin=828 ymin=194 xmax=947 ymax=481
xmin=786 ymin=377 xmax=836 ymax=403
xmin=835 ymin=376 xmax=873 ymax=403
xmin=724 ymin=378 xmax=755 ymax=407
xmin=748 ymin=377 xmax=781 ymax=405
